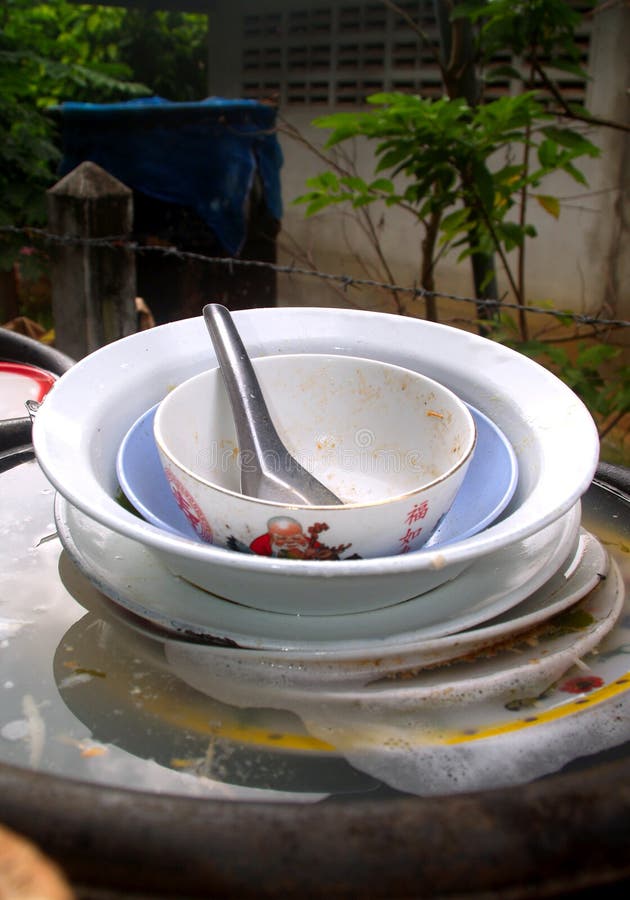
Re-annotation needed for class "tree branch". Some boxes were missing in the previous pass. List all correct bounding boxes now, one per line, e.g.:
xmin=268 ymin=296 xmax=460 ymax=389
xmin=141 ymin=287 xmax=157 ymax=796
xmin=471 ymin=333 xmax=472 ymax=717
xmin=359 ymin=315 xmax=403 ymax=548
xmin=532 ymin=60 xmax=630 ymax=134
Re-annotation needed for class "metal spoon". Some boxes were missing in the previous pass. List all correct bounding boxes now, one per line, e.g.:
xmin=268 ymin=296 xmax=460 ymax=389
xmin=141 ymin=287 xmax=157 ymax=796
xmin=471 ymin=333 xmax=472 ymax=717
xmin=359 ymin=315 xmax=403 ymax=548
xmin=203 ymin=303 xmax=343 ymax=506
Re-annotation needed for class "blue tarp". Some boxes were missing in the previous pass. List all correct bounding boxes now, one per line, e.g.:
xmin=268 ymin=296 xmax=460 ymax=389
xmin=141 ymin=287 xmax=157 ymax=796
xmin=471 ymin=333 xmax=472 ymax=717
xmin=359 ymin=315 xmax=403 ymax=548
xmin=55 ymin=96 xmax=283 ymax=255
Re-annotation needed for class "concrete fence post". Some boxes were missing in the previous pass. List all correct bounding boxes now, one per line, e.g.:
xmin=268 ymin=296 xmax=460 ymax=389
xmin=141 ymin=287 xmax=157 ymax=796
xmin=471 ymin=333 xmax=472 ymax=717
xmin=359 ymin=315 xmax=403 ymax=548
xmin=46 ymin=161 xmax=136 ymax=359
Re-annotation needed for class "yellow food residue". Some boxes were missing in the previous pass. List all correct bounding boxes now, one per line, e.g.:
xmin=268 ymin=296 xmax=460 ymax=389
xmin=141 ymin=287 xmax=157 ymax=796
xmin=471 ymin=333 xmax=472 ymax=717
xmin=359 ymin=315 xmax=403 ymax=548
xmin=81 ymin=745 xmax=108 ymax=758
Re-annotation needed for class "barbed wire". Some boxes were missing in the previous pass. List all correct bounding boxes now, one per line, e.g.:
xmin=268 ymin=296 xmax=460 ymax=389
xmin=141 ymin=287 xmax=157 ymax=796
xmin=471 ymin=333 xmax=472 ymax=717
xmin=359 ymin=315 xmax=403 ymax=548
xmin=3 ymin=224 xmax=629 ymax=330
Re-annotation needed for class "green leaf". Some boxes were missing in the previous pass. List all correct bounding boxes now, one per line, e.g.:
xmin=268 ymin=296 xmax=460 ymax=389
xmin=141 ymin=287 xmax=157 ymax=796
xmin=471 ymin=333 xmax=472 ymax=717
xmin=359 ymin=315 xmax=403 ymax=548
xmin=317 ymin=171 xmax=340 ymax=191
xmin=542 ymin=344 xmax=571 ymax=367
xmin=312 ymin=113 xmax=358 ymax=130
xmin=375 ymin=145 xmax=414 ymax=173
xmin=562 ymin=161 xmax=588 ymax=186
xmin=497 ymin=221 xmax=528 ymax=251
xmin=577 ymin=343 xmax=619 ymax=368
xmin=541 ymin=127 xmax=600 ymax=157
xmin=341 ymin=175 xmax=369 ymax=192
xmin=548 ymin=59 xmax=590 ymax=81
xmin=537 ymin=139 xmax=558 ymax=168
xmin=304 ymin=196 xmax=336 ymax=216
xmin=352 ymin=195 xmax=375 ymax=208
xmin=469 ymin=161 xmax=495 ymax=213
xmin=536 ymin=195 xmax=561 ymax=218
xmin=369 ymin=178 xmax=395 ymax=193
xmin=484 ymin=64 xmax=523 ymax=82
xmin=441 ymin=207 xmax=471 ymax=232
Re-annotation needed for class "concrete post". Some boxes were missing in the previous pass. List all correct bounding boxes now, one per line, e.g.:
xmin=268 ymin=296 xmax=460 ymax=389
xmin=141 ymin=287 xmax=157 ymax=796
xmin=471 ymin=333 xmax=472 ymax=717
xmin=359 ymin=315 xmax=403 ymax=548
xmin=46 ymin=161 xmax=136 ymax=359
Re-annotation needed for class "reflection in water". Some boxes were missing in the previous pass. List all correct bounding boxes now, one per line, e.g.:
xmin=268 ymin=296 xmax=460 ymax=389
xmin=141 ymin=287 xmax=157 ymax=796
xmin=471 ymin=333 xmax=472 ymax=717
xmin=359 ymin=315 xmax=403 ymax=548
xmin=55 ymin=560 xmax=380 ymax=798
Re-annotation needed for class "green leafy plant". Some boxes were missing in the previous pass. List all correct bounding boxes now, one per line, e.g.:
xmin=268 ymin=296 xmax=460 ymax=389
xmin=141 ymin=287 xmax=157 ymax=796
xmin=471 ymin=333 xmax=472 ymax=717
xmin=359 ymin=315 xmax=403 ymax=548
xmin=0 ymin=2 xmax=207 ymax=270
xmin=0 ymin=1 xmax=151 ymax=274
xmin=468 ymin=305 xmax=629 ymax=444
xmin=116 ymin=8 xmax=208 ymax=103
xmin=455 ymin=0 xmax=592 ymax=105
xmin=296 ymin=89 xmax=598 ymax=333
xmin=296 ymin=0 xmax=606 ymax=339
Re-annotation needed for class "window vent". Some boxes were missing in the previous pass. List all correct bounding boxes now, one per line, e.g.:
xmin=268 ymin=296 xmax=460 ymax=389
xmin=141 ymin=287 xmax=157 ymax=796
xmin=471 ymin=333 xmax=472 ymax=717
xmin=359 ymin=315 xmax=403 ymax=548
xmin=240 ymin=2 xmax=592 ymax=108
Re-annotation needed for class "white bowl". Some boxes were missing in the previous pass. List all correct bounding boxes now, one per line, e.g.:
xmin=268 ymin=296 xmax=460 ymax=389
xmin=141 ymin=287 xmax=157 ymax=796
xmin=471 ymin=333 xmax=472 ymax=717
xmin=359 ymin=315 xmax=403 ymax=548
xmin=33 ymin=308 xmax=599 ymax=614
xmin=153 ymin=355 xmax=476 ymax=572
xmin=116 ymin=401 xmax=518 ymax=548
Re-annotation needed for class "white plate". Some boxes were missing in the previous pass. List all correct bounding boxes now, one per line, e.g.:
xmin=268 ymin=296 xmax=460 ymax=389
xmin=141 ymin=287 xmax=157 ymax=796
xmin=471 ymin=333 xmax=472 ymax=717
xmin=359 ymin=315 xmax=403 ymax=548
xmin=34 ymin=309 xmax=599 ymax=611
xmin=55 ymin=495 xmax=582 ymax=649
xmin=167 ymin=556 xmax=624 ymax=710
xmin=84 ymin=531 xmax=605 ymax=687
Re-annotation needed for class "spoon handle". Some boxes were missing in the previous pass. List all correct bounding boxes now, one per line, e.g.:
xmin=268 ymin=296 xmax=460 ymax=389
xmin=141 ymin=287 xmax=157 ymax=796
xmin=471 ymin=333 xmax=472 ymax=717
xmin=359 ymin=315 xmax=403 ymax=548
xmin=203 ymin=304 xmax=342 ymax=506
xmin=203 ymin=303 xmax=281 ymax=468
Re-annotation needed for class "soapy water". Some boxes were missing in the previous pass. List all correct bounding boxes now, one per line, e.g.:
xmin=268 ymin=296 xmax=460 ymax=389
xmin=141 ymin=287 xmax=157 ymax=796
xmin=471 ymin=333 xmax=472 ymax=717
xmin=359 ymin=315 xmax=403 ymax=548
xmin=306 ymin=695 xmax=630 ymax=795
xmin=164 ymin=629 xmax=630 ymax=798
xmin=157 ymin=551 xmax=629 ymax=797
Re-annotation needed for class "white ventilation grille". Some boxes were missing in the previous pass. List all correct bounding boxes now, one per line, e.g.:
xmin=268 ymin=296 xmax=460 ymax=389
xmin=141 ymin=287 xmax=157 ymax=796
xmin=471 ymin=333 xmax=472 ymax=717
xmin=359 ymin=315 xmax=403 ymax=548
xmin=240 ymin=2 xmax=592 ymax=107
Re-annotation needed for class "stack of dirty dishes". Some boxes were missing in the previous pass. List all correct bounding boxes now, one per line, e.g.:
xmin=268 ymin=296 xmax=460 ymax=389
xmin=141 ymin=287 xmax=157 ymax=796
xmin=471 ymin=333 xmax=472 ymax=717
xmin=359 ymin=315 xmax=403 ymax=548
xmin=34 ymin=307 xmax=609 ymax=684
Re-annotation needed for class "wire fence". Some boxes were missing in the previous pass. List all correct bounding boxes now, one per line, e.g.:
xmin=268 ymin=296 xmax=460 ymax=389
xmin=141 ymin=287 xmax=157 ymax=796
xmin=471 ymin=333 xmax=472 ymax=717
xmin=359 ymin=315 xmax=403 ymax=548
xmin=2 ymin=223 xmax=630 ymax=331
